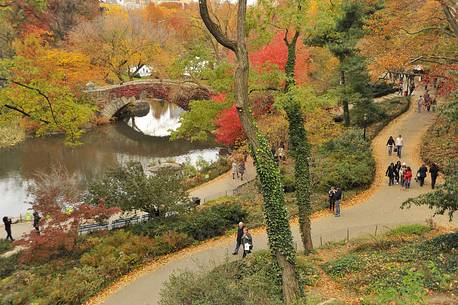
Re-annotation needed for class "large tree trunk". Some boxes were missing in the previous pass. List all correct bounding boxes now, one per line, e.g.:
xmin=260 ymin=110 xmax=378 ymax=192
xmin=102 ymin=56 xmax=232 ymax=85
xmin=284 ymin=31 xmax=313 ymax=254
xmin=198 ymin=1 xmax=300 ymax=303
xmin=340 ymin=68 xmax=350 ymax=126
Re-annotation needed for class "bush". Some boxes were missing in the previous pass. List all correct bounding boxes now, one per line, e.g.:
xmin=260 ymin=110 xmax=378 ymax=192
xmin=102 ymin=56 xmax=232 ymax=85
xmin=322 ymin=253 xmax=366 ymax=277
xmin=0 ymin=239 xmax=13 ymax=255
xmin=0 ymin=254 xmax=19 ymax=278
xmin=313 ymin=129 xmax=375 ymax=191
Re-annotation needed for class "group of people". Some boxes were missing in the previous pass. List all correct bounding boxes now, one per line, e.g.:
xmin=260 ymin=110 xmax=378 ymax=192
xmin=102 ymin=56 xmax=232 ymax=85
xmin=328 ymin=186 xmax=343 ymax=217
xmin=417 ymin=90 xmax=437 ymax=113
xmin=232 ymin=222 xmax=253 ymax=258
xmin=386 ymin=135 xmax=404 ymax=158
xmin=231 ymin=152 xmax=248 ymax=181
xmin=385 ymin=161 xmax=439 ymax=190
xmin=3 ymin=211 xmax=41 ymax=241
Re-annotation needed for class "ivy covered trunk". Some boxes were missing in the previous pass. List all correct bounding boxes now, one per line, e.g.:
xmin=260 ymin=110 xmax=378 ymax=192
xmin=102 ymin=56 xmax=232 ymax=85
xmin=284 ymin=31 xmax=313 ymax=254
xmin=340 ymin=68 xmax=350 ymax=126
xmin=198 ymin=0 xmax=300 ymax=304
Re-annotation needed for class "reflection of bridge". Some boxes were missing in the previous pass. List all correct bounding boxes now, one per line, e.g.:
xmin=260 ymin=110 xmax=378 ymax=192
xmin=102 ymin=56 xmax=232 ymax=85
xmin=86 ymin=79 xmax=211 ymax=119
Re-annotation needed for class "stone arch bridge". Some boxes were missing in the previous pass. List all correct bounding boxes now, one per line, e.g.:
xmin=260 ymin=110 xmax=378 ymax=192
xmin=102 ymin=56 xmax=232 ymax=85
xmin=86 ymin=80 xmax=211 ymax=119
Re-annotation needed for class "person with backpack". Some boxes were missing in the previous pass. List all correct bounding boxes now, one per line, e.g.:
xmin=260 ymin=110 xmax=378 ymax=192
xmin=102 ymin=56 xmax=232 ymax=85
xmin=417 ymin=164 xmax=428 ymax=187
xmin=328 ymin=187 xmax=336 ymax=212
xmin=429 ymin=163 xmax=439 ymax=189
xmin=334 ymin=187 xmax=343 ymax=217
xmin=386 ymin=136 xmax=395 ymax=156
xmin=395 ymin=135 xmax=404 ymax=158
xmin=241 ymin=227 xmax=253 ymax=258
xmin=385 ymin=163 xmax=396 ymax=186
xmin=232 ymin=222 xmax=245 ymax=255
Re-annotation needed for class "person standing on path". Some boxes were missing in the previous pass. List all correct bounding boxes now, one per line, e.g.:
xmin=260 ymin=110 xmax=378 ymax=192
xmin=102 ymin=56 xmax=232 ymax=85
xmin=232 ymin=222 xmax=245 ymax=255
xmin=416 ymin=164 xmax=428 ymax=187
xmin=328 ymin=187 xmax=336 ymax=212
xmin=334 ymin=187 xmax=343 ymax=217
xmin=386 ymin=136 xmax=395 ymax=156
xmin=403 ymin=167 xmax=413 ymax=189
xmin=385 ymin=163 xmax=396 ymax=186
xmin=395 ymin=135 xmax=404 ymax=158
xmin=3 ymin=216 xmax=14 ymax=241
xmin=241 ymin=227 xmax=253 ymax=258
xmin=33 ymin=211 xmax=41 ymax=233
xmin=429 ymin=163 xmax=439 ymax=189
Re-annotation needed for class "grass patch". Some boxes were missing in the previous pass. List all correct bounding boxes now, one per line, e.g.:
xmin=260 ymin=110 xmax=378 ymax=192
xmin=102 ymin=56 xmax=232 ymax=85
xmin=387 ymin=224 xmax=431 ymax=237
xmin=0 ymin=239 xmax=13 ymax=255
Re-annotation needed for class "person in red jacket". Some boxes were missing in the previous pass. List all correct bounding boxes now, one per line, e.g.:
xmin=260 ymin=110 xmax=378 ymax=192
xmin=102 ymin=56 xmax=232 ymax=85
xmin=403 ymin=167 xmax=413 ymax=189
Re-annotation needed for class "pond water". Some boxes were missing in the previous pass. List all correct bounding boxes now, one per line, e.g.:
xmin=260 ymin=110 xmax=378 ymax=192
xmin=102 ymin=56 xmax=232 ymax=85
xmin=0 ymin=100 xmax=219 ymax=217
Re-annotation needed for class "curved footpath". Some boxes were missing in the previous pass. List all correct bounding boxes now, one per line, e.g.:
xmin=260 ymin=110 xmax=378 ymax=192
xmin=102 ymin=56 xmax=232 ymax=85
xmin=97 ymin=90 xmax=456 ymax=305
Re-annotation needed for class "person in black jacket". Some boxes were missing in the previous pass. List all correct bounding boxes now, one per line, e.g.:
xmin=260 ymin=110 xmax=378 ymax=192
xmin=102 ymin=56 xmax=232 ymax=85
xmin=417 ymin=164 xmax=428 ymax=187
xmin=3 ymin=216 xmax=14 ymax=241
xmin=385 ymin=163 xmax=396 ymax=186
xmin=429 ymin=163 xmax=439 ymax=189
xmin=328 ymin=187 xmax=336 ymax=211
xmin=334 ymin=187 xmax=343 ymax=217
xmin=241 ymin=227 xmax=253 ymax=258
xmin=232 ymin=222 xmax=245 ymax=255
xmin=386 ymin=136 xmax=395 ymax=156
xmin=394 ymin=161 xmax=402 ymax=184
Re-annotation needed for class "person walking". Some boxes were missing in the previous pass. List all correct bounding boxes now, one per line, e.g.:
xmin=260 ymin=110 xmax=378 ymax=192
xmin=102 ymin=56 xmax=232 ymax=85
xmin=416 ymin=164 xmax=428 ymax=187
xmin=232 ymin=222 xmax=245 ymax=255
xmin=385 ymin=163 xmax=396 ymax=186
xmin=241 ymin=227 xmax=253 ymax=258
xmin=395 ymin=135 xmax=403 ymax=158
xmin=394 ymin=161 xmax=402 ymax=184
xmin=417 ymin=96 xmax=424 ymax=112
xmin=399 ymin=163 xmax=406 ymax=186
xmin=403 ymin=167 xmax=413 ymax=189
xmin=386 ymin=136 xmax=395 ymax=156
xmin=328 ymin=187 xmax=336 ymax=211
xmin=429 ymin=163 xmax=439 ymax=189
xmin=3 ymin=216 xmax=14 ymax=241
xmin=239 ymin=162 xmax=246 ymax=181
xmin=33 ymin=211 xmax=41 ymax=233
xmin=232 ymin=161 xmax=239 ymax=180
xmin=334 ymin=187 xmax=342 ymax=217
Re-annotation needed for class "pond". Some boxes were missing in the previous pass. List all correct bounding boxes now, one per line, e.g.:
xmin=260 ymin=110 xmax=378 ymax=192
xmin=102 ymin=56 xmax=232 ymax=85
xmin=0 ymin=100 xmax=219 ymax=217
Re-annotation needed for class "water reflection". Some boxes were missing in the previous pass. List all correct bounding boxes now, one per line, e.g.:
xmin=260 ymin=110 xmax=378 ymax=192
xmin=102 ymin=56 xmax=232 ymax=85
xmin=0 ymin=100 xmax=219 ymax=217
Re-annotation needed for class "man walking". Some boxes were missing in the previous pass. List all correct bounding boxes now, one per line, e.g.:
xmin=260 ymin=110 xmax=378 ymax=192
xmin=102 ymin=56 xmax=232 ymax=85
xmin=429 ymin=163 xmax=439 ymax=189
xmin=395 ymin=135 xmax=403 ymax=158
xmin=232 ymin=222 xmax=245 ymax=255
xmin=334 ymin=187 xmax=342 ymax=217
xmin=417 ymin=164 xmax=428 ymax=187
xmin=3 ymin=216 xmax=14 ymax=241
xmin=33 ymin=211 xmax=41 ymax=233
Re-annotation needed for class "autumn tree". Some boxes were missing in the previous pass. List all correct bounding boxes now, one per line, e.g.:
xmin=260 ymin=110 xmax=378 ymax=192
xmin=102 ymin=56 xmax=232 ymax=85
xmin=199 ymin=0 xmax=301 ymax=303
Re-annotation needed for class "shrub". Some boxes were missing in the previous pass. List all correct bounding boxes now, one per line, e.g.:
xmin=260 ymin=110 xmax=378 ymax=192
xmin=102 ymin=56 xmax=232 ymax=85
xmin=0 ymin=254 xmax=19 ymax=278
xmin=322 ymin=253 xmax=366 ymax=277
xmin=150 ymin=231 xmax=194 ymax=256
xmin=387 ymin=224 xmax=431 ymax=237
xmin=0 ymin=239 xmax=13 ymax=255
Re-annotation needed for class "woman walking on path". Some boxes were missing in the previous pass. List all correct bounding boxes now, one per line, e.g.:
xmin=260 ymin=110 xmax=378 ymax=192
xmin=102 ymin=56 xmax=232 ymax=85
xmin=394 ymin=161 xmax=402 ymax=184
xmin=386 ymin=136 xmax=395 ymax=156
xmin=241 ymin=227 xmax=253 ymax=258
xmin=395 ymin=135 xmax=404 ymax=158
xmin=429 ymin=163 xmax=439 ymax=189
xmin=328 ymin=187 xmax=336 ymax=211
xmin=403 ymin=167 xmax=413 ymax=189
xmin=416 ymin=164 xmax=428 ymax=187
xmin=399 ymin=163 xmax=406 ymax=186
xmin=385 ymin=163 xmax=396 ymax=186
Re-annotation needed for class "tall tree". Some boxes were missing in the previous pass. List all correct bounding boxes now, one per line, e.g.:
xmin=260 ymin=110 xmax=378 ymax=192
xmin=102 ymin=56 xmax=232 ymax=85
xmin=198 ymin=1 xmax=301 ymax=304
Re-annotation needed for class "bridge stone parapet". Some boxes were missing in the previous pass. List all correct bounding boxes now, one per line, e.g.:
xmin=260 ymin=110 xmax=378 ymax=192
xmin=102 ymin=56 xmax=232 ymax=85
xmin=86 ymin=79 xmax=211 ymax=119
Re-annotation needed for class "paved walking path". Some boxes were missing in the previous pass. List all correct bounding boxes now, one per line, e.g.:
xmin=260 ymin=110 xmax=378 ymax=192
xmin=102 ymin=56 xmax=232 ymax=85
xmin=98 ymin=88 xmax=457 ymax=305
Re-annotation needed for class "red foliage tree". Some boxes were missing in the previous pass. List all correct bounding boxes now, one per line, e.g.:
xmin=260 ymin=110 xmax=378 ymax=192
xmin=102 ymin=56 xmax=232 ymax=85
xmin=249 ymin=32 xmax=311 ymax=85
xmin=215 ymin=105 xmax=244 ymax=146
xmin=17 ymin=167 xmax=118 ymax=263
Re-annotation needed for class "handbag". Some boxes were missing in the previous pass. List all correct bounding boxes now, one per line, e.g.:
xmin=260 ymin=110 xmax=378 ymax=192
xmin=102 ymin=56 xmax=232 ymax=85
xmin=393 ymin=147 xmax=398 ymax=152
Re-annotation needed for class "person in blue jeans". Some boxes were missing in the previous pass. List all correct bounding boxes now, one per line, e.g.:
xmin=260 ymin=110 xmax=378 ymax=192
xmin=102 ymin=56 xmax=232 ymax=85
xmin=334 ymin=187 xmax=342 ymax=217
xmin=395 ymin=135 xmax=403 ymax=158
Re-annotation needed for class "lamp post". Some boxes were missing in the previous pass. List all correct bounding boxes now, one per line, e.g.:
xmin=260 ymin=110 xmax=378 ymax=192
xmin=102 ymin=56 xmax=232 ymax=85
xmin=363 ymin=113 xmax=368 ymax=139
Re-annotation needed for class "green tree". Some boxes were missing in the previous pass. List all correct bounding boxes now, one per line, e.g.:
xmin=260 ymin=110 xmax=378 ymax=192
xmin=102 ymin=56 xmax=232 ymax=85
xmin=198 ymin=0 xmax=300 ymax=303
xmin=87 ymin=162 xmax=191 ymax=217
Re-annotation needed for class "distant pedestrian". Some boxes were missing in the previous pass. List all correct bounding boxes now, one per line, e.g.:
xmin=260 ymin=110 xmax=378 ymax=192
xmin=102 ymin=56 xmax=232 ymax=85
xmin=3 ymin=216 xmax=14 ymax=241
xmin=424 ymin=92 xmax=431 ymax=111
xmin=385 ymin=163 xmax=396 ymax=186
xmin=33 ymin=211 xmax=41 ymax=233
xmin=241 ymin=227 xmax=253 ymax=258
xmin=239 ymin=162 xmax=246 ymax=181
xmin=403 ymin=167 xmax=412 ymax=189
xmin=328 ymin=187 xmax=336 ymax=211
xmin=334 ymin=187 xmax=342 ymax=217
xmin=399 ymin=162 xmax=407 ymax=185
xmin=417 ymin=164 xmax=428 ymax=187
xmin=243 ymin=151 xmax=249 ymax=163
xmin=386 ymin=136 xmax=395 ymax=156
xmin=429 ymin=163 xmax=439 ymax=189
xmin=395 ymin=135 xmax=403 ymax=158
xmin=232 ymin=222 xmax=245 ymax=255
xmin=394 ymin=161 xmax=402 ymax=184
xmin=409 ymin=83 xmax=415 ymax=96
xmin=232 ymin=161 xmax=239 ymax=179
xmin=417 ymin=96 xmax=424 ymax=112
